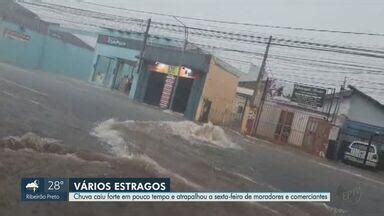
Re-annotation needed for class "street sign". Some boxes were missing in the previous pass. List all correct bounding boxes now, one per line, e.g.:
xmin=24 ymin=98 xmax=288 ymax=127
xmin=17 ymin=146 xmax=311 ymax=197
xmin=291 ymin=84 xmax=326 ymax=107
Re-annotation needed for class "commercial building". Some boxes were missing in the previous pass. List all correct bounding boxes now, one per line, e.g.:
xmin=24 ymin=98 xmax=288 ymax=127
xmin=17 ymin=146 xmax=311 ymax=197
xmin=0 ymin=0 xmax=94 ymax=81
xmin=1 ymin=1 xmax=241 ymax=125
xmin=90 ymin=30 xmax=241 ymax=124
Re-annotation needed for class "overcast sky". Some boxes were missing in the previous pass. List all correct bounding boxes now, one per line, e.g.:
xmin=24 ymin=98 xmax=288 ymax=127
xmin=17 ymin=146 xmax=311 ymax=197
xmin=90 ymin=0 xmax=384 ymax=36
xmin=46 ymin=0 xmax=384 ymax=46
xmin=33 ymin=0 xmax=384 ymax=102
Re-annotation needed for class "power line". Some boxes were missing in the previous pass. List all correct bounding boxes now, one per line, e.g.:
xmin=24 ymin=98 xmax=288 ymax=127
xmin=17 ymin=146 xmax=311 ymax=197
xmin=183 ymin=40 xmax=384 ymax=73
xmin=20 ymin=1 xmax=384 ymax=55
xmin=146 ymin=19 xmax=384 ymax=54
xmin=140 ymin=22 xmax=384 ymax=59
xmin=185 ymin=21 xmax=384 ymax=52
xmin=77 ymin=0 xmax=384 ymax=37
xmin=349 ymin=78 xmax=384 ymax=86
xmin=30 ymin=9 xmax=384 ymax=75
xmin=270 ymin=54 xmax=384 ymax=72
xmin=33 ymin=9 xmax=384 ymax=75
xmin=19 ymin=1 xmax=384 ymax=95
xmin=273 ymin=77 xmax=384 ymax=92
xmin=269 ymin=57 xmax=384 ymax=75
xmin=22 ymin=1 xmax=384 ymax=59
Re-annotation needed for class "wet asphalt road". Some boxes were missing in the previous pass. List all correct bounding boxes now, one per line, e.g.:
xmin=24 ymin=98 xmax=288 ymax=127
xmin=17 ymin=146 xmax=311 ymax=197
xmin=1 ymin=63 xmax=384 ymax=216
xmin=0 ymin=63 xmax=181 ymax=152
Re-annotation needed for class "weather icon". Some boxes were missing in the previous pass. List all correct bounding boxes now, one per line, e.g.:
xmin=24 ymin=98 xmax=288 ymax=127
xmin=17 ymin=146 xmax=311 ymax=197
xmin=25 ymin=180 xmax=39 ymax=192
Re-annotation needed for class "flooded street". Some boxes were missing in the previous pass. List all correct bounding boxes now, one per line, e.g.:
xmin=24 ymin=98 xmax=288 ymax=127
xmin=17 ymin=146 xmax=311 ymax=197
xmin=1 ymin=64 xmax=384 ymax=215
xmin=0 ymin=133 xmax=267 ymax=216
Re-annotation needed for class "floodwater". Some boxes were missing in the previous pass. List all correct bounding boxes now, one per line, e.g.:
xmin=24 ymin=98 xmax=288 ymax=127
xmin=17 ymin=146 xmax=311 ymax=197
xmin=0 ymin=123 xmax=284 ymax=216
xmin=0 ymin=121 xmax=336 ymax=215
xmin=91 ymin=120 xmax=239 ymax=157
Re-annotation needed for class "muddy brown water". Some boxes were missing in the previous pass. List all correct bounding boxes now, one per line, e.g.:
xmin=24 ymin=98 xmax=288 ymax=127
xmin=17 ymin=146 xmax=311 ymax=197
xmin=0 ymin=133 xmax=276 ymax=216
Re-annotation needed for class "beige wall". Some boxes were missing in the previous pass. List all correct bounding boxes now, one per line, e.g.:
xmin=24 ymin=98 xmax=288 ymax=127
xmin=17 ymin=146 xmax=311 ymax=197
xmin=195 ymin=58 xmax=239 ymax=125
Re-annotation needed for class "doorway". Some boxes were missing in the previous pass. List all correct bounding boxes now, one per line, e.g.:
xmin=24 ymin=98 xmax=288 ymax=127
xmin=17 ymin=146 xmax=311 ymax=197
xmin=144 ymin=72 xmax=167 ymax=106
xmin=274 ymin=110 xmax=294 ymax=143
xmin=171 ymin=77 xmax=194 ymax=113
xmin=112 ymin=59 xmax=136 ymax=93
xmin=92 ymin=55 xmax=116 ymax=87
xmin=303 ymin=117 xmax=331 ymax=155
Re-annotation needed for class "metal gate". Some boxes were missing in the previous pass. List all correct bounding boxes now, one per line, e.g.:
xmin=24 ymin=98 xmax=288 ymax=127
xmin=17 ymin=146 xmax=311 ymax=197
xmin=302 ymin=117 xmax=331 ymax=157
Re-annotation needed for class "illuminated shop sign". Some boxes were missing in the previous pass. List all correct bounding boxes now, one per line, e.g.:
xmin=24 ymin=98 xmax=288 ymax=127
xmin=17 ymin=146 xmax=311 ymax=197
xmin=148 ymin=62 xmax=200 ymax=79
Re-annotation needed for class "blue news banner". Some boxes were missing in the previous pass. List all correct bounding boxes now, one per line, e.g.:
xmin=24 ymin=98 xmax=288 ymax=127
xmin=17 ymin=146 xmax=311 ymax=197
xmin=21 ymin=178 xmax=330 ymax=202
xmin=21 ymin=178 xmax=170 ymax=202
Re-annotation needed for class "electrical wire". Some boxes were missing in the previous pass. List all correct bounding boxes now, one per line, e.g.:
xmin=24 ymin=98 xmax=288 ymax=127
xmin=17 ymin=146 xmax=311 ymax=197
xmin=76 ymin=0 xmax=384 ymax=37
xmin=18 ymin=0 xmax=384 ymax=100
xmin=20 ymin=1 xmax=384 ymax=59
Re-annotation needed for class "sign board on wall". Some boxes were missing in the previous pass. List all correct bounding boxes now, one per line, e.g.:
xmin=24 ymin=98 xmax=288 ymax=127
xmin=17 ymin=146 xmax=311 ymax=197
xmin=3 ymin=28 xmax=31 ymax=42
xmin=97 ymin=35 xmax=142 ymax=50
xmin=148 ymin=63 xmax=200 ymax=79
xmin=159 ymin=75 xmax=176 ymax=109
xmin=291 ymin=84 xmax=326 ymax=108
xmin=168 ymin=65 xmax=179 ymax=76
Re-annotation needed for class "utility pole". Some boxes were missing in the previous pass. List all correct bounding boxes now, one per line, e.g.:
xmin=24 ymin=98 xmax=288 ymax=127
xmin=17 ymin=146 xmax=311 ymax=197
xmin=327 ymin=88 xmax=336 ymax=121
xmin=332 ymin=76 xmax=348 ymax=122
xmin=250 ymin=36 xmax=273 ymax=136
xmin=135 ymin=19 xmax=151 ymax=74
xmin=169 ymin=16 xmax=188 ymax=111
xmin=251 ymin=36 xmax=273 ymax=107
xmin=252 ymin=78 xmax=270 ymax=135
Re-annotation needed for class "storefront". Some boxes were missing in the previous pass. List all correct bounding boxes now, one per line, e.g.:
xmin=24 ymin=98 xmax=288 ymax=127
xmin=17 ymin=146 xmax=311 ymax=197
xmin=90 ymin=32 xmax=182 ymax=99
xmin=143 ymin=62 xmax=201 ymax=114
xmin=90 ymin=33 xmax=142 ymax=96
xmin=91 ymin=55 xmax=136 ymax=93
xmin=89 ymin=30 xmax=240 ymax=123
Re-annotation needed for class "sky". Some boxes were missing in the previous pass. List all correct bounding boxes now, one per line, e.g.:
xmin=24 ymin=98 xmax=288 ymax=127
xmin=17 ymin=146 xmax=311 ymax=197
xmin=22 ymin=0 xmax=384 ymax=103
xmin=91 ymin=0 xmax=384 ymax=36
xmin=38 ymin=0 xmax=384 ymax=49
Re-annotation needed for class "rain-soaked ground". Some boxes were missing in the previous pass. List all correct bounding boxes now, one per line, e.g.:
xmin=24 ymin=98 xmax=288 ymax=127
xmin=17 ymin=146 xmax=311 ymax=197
xmin=1 ymin=63 xmax=384 ymax=215
xmin=0 ymin=133 xmax=264 ymax=216
xmin=0 ymin=123 xmax=333 ymax=216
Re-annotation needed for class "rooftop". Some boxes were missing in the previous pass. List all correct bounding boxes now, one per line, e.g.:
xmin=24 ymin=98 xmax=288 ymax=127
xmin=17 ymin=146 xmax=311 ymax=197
xmin=348 ymin=85 xmax=384 ymax=109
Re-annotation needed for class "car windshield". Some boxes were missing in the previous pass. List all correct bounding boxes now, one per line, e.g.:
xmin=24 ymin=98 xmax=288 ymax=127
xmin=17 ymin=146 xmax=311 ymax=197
xmin=351 ymin=143 xmax=376 ymax=153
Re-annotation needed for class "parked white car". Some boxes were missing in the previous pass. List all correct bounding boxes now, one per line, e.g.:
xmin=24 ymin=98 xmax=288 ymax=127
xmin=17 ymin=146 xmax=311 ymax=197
xmin=343 ymin=141 xmax=379 ymax=168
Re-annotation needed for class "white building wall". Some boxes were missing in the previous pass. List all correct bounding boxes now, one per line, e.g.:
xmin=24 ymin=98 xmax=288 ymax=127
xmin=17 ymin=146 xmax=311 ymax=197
xmin=288 ymin=112 xmax=309 ymax=146
xmin=348 ymin=94 xmax=384 ymax=127
xmin=256 ymin=103 xmax=281 ymax=139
